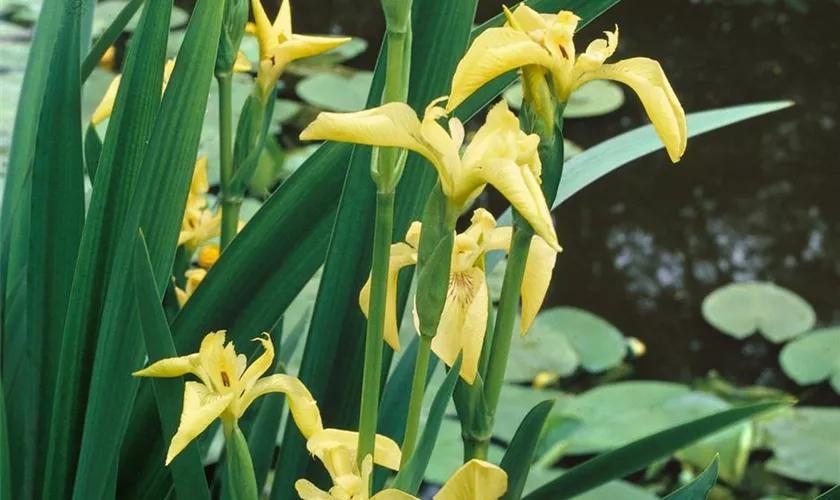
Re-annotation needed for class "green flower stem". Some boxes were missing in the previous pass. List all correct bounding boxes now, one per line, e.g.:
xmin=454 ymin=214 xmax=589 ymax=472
xmin=224 ymin=421 xmax=259 ymax=500
xmin=357 ymin=190 xmax=396 ymax=469
xmin=400 ymin=334 xmax=432 ymax=465
xmin=476 ymin=225 xmax=533 ymax=458
xmin=217 ymin=73 xmax=240 ymax=250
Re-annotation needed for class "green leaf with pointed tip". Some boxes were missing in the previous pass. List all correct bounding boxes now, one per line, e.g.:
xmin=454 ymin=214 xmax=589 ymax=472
xmin=524 ymin=401 xmax=791 ymax=500
xmin=43 ymin=0 xmax=174 ymax=495
xmin=81 ymin=0 xmax=144 ymax=82
xmin=392 ymin=356 xmax=462 ymax=495
xmin=26 ymin=5 xmax=85 ymax=497
xmin=815 ymin=484 xmax=840 ymax=500
xmin=501 ymin=400 xmax=555 ymax=500
xmin=134 ymin=232 xmax=211 ymax=500
xmin=71 ymin=0 xmax=225 ymax=495
xmin=663 ymin=456 xmax=719 ymax=500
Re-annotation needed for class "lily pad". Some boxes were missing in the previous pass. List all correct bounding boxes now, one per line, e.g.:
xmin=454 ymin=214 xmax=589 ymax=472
xmin=701 ymin=282 xmax=815 ymax=343
xmin=505 ymin=307 xmax=629 ymax=381
xmin=760 ymin=407 xmax=840 ymax=484
xmin=93 ymin=1 xmax=188 ymax=34
xmin=296 ymin=71 xmax=373 ymax=112
xmin=503 ymin=80 xmax=625 ymax=118
xmin=779 ymin=327 xmax=840 ymax=394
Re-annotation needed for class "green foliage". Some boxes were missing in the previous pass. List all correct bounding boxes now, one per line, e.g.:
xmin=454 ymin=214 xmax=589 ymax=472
xmin=760 ymin=407 xmax=840 ymax=485
xmin=296 ymin=71 xmax=375 ymax=112
xmin=779 ymin=327 xmax=840 ymax=394
xmin=500 ymin=400 xmax=555 ymax=500
xmin=701 ymin=282 xmax=816 ymax=342
xmin=662 ymin=456 xmax=719 ymax=500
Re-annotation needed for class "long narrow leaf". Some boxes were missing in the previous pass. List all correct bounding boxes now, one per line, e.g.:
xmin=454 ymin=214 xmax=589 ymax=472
xmin=815 ymin=484 xmax=840 ymax=500
xmin=0 ymin=378 xmax=10 ymax=500
xmin=81 ymin=0 xmax=145 ymax=82
xmin=72 ymin=0 xmax=225 ymax=495
xmin=662 ymin=456 xmax=719 ymax=500
xmin=524 ymin=401 xmax=791 ymax=500
xmin=134 ymin=232 xmax=211 ymax=500
xmin=43 ymin=0 xmax=174 ymax=495
xmin=26 ymin=4 xmax=85 ymax=498
xmin=392 ymin=356 xmax=462 ymax=495
xmin=500 ymin=401 xmax=555 ymax=500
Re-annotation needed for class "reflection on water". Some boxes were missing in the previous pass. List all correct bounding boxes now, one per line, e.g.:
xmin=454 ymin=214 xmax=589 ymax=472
xmin=293 ymin=0 xmax=840 ymax=397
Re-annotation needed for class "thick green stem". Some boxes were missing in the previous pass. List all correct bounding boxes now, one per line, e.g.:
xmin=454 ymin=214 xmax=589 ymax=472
xmin=217 ymin=73 xmax=239 ymax=250
xmin=463 ymin=434 xmax=488 ymax=462
xmin=400 ymin=334 xmax=432 ymax=465
xmin=357 ymin=190 xmax=395 ymax=469
xmin=477 ymin=227 xmax=533 ymax=458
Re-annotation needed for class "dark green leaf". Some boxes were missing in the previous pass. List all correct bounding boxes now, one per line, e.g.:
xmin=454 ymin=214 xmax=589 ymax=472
xmin=27 ymin=4 xmax=85 ymax=498
xmin=81 ymin=0 xmax=145 ymax=82
xmin=501 ymin=400 xmax=555 ymax=500
xmin=134 ymin=231 xmax=211 ymax=500
xmin=84 ymin=123 xmax=103 ymax=182
xmin=71 ymin=0 xmax=225 ymax=495
xmin=392 ymin=356 xmax=462 ymax=495
xmin=815 ymin=484 xmax=840 ymax=500
xmin=662 ymin=456 xmax=719 ymax=500
xmin=0 ymin=378 xmax=10 ymax=500
xmin=524 ymin=401 xmax=791 ymax=500
xmin=43 ymin=0 xmax=174 ymax=494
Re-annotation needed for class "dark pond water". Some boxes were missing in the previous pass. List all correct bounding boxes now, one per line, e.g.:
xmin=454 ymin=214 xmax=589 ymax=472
xmin=289 ymin=0 xmax=840 ymax=401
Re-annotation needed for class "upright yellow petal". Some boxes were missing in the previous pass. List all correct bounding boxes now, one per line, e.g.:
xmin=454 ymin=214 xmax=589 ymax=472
xmin=478 ymin=158 xmax=559 ymax=251
xmin=507 ymin=4 xmax=549 ymax=32
xmin=166 ymin=382 xmax=233 ymax=465
xmin=91 ymin=75 xmax=121 ymax=125
xmin=359 ymin=242 xmax=417 ymax=351
xmin=198 ymin=331 xmax=228 ymax=391
xmin=577 ymin=57 xmax=687 ymax=162
xmin=433 ymin=459 xmax=508 ymax=500
xmin=275 ymin=0 xmax=292 ymax=34
xmin=432 ymin=267 xmax=488 ymax=384
xmin=307 ymin=429 xmax=402 ymax=471
xmin=239 ymin=374 xmax=323 ymax=436
xmin=133 ymin=353 xmax=200 ymax=378
xmin=191 ymin=156 xmax=210 ymax=196
xmin=446 ymin=27 xmax=555 ymax=112
xmin=250 ymin=0 xmax=276 ymax=61
xmin=295 ymin=480 xmax=333 ymax=500
xmin=521 ymin=235 xmax=558 ymax=335
xmin=237 ymin=333 xmax=274 ymax=392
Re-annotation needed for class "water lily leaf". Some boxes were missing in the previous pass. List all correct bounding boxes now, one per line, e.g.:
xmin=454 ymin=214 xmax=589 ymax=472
xmin=761 ymin=407 xmax=840 ymax=484
xmin=503 ymin=80 xmax=625 ymax=118
xmin=296 ymin=71 xmax=373 ymax=112
xmin=506 ymin=307 xmax=629 ymax=381
xmin=779 ymin=327 xmax=840 ymax=394
xmin=524 ymin=467 xmax=657 ymax=500
xmin=93 ymin=0 xmax=188 ymax=34
xmin=701 ymin=282 xmax=815 ymax=343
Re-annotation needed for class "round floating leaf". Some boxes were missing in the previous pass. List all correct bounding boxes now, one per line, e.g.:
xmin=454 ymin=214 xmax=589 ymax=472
xmin=701 ymin=282 xmax=816 ymax=343
xmin=93 ymin=1 xmax=188 ymax=34
xmin=549 ymin=381 xmax=733 ymax=455
xmin=779 ymin=327 xmax=840 ymax=394
xmin=761 ymin=407 xmax=840 ymax=484
xmin=506 ymin=307 xmax=629 ymax=381
xmin=503 ymin=80 xmax=625 ymax=118
xmin=296 ymin=71 xmax=373 ymax=112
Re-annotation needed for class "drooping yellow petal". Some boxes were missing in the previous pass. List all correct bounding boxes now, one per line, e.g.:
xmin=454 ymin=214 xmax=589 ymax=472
xmin=275 ymin=34 xmax=352 ymax=67
xmin=307 ymin=428 xmax=402 ymax=471
xmin=294 ymin=480 xmax=333 ymax=500
xmin=446 ymin=27 xmax=555 ymax=112
xmin=478 ymin=158 xmax=559 ymax=251
xmin=165 ymin=382 xmax=234 ymax=465
xmin=431 ymin=267 xmax=488 ymax=384
xmin=521 ymin=235 xmax=558 ymax=335
xmin=133 ymin=353 xmax=200 ymax=378
xmin=577 ymin=57 xmax=687 ymax=162
xmin=300 ymin=103 xmax=442 ymax=170
xmin=373 ymin=490 xmax=420 ymax=500
xmin=233 ymin=51 xmax=253 ymax=73
xmin=91 ymin=75 xmax=121 ymax=125
xmin=433 ymin=459 xmax=508 ymax=500
xmin=359 ymin=242 xmax=417 ymax=351
xmin=239 ymin=374 xmax=323 ymax=436
xmin=237 ymin=333 xmax=274 ymax=393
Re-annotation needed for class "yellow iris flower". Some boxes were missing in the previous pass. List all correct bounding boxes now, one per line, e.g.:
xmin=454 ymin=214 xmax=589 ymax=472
xmin=174 ymin=268 xmax=207 ymax=307
xmin=178 ymin=156 xmax=221 ymax=254
xmin=447 ymin=5 xmax=687 ymax=162
xmin=301 ymin=99 xmax=560 ymax=251
xmin=133 ymin=331 xmax=323 ymax=465
xmin=297 ymin=451 xmax=508 ymax=500
xmin=251 ymin=0 xmax=351 ymax=98
xmin=360 ymin=208 xmax=557 ymax=384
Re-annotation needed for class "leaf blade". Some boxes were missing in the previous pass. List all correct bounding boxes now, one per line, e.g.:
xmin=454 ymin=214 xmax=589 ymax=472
xmin=500 ymin=400 xmax=555 ymax=500
xmin=662 ymin=456 xmax=719 ymax=500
